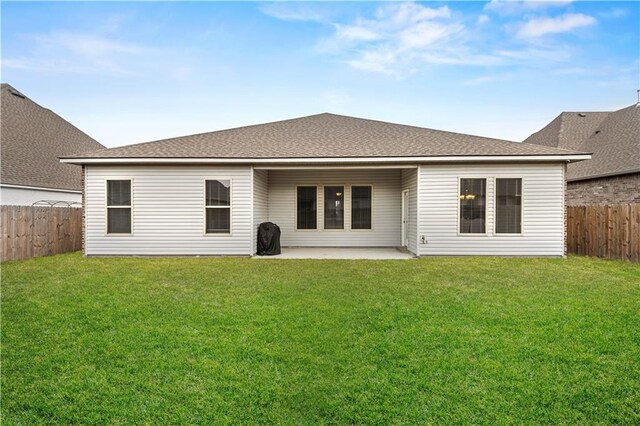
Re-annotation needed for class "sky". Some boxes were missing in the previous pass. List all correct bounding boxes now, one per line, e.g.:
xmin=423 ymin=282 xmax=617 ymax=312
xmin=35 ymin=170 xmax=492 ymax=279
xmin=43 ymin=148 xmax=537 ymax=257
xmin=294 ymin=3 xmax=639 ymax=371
xmin=1 ymin=1 xmax=639 ymax=148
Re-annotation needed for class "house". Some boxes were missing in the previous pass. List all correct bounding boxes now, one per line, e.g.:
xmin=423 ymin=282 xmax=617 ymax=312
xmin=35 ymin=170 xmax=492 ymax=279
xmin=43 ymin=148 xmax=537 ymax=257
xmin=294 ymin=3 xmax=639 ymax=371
xmin=61 ymin=113 xmax=589 ymax=257
xmin=524 ymin=104 xmax=639 ymax=205
xmin=0 ymin=84 xmax=105 ymax=206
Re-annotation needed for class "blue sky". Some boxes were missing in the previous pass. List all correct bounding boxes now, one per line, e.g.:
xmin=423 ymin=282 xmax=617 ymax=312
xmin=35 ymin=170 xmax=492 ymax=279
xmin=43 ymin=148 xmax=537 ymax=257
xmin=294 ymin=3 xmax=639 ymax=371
xmin=2 ymin=1 xmax=638 ymax=147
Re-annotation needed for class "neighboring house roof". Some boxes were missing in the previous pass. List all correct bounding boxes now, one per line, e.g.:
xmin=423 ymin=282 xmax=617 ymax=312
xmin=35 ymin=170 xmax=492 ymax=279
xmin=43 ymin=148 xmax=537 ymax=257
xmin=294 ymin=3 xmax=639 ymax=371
xmin=1 ymin=83 xmax=105 ymax=191
xmin=524 ymin=105 xmax=639 ymax=181
xmin=62 ymin=113 xmax=586 ymax=163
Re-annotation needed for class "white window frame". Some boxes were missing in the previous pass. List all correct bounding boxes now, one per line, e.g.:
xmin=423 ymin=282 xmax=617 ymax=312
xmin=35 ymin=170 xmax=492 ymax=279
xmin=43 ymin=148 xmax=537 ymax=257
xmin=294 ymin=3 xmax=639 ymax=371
xmin=204 ymin=178 xmax=232 ymax=236
xmin=105 ymin=178 xmax=133 ymax=236
xmin=322 ymin=184 xmax=347 ymax=231
xmin=457 ymin=177 xmax=489 ymax=236
xmin=493 ymin=177 xmax=524 ymax=236
xmin=350 ymin=184 xmax=374 ymax=231
xmin=295 ymin=185 xmax=319 ymax=231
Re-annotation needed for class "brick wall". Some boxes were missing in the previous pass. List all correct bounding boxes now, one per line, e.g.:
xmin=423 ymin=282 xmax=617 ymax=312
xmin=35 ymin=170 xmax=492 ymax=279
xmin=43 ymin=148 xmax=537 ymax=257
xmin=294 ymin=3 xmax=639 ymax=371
xmin=567 ymin=172 xmax=640 ymax=206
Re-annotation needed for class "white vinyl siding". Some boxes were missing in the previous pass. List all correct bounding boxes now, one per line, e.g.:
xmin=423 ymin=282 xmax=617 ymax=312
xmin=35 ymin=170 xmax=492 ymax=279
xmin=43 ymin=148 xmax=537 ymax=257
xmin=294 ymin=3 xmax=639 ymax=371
xmin=401 ymin=168 xmax=418 ymax=255
xmin=252 ymin=168 xmax=269 ymax=254
xmin=85 ymin=165 xmax=252 ymax=255
xmin=83 ymin=162 xmax=566 ymax=257
xmin=418 ymin=163 xmax=565 ymax=256
xmin=0 ymin=186 xmax=81 ymax=206
xmin=267 ymin=169 xmax=402 ymax=247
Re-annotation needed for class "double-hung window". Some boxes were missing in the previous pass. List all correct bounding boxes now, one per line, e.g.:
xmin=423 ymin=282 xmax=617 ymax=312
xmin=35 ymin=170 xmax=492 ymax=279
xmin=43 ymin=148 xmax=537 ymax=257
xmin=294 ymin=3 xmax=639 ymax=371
xmin=297 ymin=186 xmax=317 ymax=230
xmin=351 ymin=186 xmax=372 ymax=230
xmin=324 ymin=186 xmax=344 ymax=229
xmin=106 ymin=180 xmax=132 ymax=234
xmin=459 ymin=178 xmax=486 ymax=234
xmin=495 ymin=178 xmax=522 ymax=234
xmin=205 ymin=180 xmax=231 ymax=234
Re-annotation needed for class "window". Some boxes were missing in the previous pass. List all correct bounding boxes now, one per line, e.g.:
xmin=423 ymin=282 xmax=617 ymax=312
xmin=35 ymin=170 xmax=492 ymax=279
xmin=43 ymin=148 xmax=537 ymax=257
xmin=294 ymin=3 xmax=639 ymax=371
xmin=297 ymin=186 xmax=317 ymax=230
xmin=495 ymin=178 xmax=522 ymax=234
xmin=324 ymin=186 xmax=344 ymax=229
xmin=107 ymin=180 xmax=131 ymax=234
xmin=459 ymin=178 xmax=486 ymax=234
xmin=206 ymin=180 xmax=231 ymax=233
xmin=351 ymin=186 xmax=372 ymax=230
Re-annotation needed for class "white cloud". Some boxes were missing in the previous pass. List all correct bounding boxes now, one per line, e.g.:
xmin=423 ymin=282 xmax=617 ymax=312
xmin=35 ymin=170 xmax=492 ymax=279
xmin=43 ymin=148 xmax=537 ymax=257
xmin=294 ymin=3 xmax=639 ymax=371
xmin=420 ymin=50 xmax=503 ymax=66
xmin=517 ymin=13 xmax=596 ymax=38
xmin=262 ymin=1 xmax=590 ymax=76
xmin=398 ymin=21 xmax=464 ymax=49
xmin=334 ymin=23 xmax=380 ymax=42
xmin=462 ymin=75 xmax=500 ymax=86
xmin=3 ymin=30 xmax=168 ymax=75
xmin=599 ymin=7 xmax=629 ymax=19
xmin=259 ymin=3 xmax=330 ymax=23
xmin=375 ymin=2 xmax=451 ymax=23
xmin=497 ymin=44 xmax=573 ymax=62
xmin=484 ymin=0 xmax=573 ymax=15
xmin=346 ymin=49 xmax=401 ymax=76
xmin=477 ymin=15 xmax=490 ymax=25
xmin=1 ymin=57 xmax=96 ymax=73
xmin=552 ymin=66 xmax=589 ymax=75
xmin=33 ymin=32 xmax=151 ymax=58
xmin=315 ymin=3 xmax=475 ymax=75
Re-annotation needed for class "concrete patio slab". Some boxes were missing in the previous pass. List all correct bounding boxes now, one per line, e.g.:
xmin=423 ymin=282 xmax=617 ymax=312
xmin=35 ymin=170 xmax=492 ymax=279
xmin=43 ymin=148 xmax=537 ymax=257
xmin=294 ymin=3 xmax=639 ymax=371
xmin=253 ymin=247 xmax=415 ymax=260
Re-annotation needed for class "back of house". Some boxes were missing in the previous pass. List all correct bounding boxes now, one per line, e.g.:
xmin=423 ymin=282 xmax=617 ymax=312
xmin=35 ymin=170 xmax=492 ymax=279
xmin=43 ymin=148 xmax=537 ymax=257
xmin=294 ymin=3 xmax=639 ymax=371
xmin=62 ymin=113 xmax=589 ymax=257
xmin=0 ymin=83 xmax=105 ymax=206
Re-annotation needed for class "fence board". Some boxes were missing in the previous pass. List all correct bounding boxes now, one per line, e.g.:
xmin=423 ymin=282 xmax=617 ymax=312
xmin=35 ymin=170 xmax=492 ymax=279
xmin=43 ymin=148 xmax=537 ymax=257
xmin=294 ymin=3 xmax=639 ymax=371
xmin=1 ymin=206 xmax=82 ymax=262
xmin=567 ymin=203 xmax=640 ymax=262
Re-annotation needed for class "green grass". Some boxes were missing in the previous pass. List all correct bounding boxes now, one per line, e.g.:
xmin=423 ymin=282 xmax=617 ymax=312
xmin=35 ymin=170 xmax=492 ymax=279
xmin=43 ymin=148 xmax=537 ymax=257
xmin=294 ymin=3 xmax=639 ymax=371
xmin=2 ymin=254 xmax=639 ymax=424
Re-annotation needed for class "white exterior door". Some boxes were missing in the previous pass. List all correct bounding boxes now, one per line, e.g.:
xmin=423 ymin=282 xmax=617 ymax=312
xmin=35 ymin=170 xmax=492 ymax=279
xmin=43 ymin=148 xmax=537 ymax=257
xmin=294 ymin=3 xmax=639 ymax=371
xmin=401 ymin=190 xmax=409 ymax=247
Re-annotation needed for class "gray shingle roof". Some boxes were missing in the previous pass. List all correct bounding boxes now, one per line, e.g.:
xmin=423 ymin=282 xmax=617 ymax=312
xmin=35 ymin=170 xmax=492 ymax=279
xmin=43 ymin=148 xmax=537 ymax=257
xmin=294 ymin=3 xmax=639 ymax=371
xmin=524 ymin=105 xmax=639 ymax=181
xmin=63 ymin=113 xmax=585 ymax=161
xmin=1 ymin=84 xmax=105 ymax=191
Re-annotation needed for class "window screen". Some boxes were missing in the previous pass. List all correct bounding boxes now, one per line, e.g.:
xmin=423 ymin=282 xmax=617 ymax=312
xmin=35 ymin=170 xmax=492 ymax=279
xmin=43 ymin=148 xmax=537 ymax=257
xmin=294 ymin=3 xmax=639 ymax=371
xmin=297 ymin=186 xmax=317 ymax=230
xmin=206 ymin=208 xmax=231 ymax=234
xmin=459 ymin=178 xmax=486 ymax=234
xmin=107 ymin=180 xmax=131 ymax=206
xmin=324 ymin=186 xmax=344 ymax=229
xmin=107 ymin=208 xmax=131 ymax=234
xmin=206 ymin=180 xmax=231 ymax=233
xmin=495 ymin=178 xmax=522 ymax=234
xmin=107 ymin=180 xmax=131 ymax=234
xmin=206 ymin=179 xmax=230 ymax=206
xmin=351 ymin=186 xmax=372 ymax=230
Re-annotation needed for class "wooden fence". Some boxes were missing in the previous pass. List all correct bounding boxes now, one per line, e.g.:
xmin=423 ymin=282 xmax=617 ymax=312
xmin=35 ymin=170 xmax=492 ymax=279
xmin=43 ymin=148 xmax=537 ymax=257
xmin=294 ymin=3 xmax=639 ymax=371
xmin=1 ymin=206 xmax=82 ymax=262
xmin=2 ymin=204 xmax=638 ymax=262
xmin=567 ymin=203 xmax=640 ymax=262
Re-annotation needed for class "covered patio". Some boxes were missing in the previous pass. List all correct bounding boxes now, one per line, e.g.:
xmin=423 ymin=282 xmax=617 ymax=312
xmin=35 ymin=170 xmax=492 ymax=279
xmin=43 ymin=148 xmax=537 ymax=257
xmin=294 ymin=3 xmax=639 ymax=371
xmin=252 ymin=165 xmax=419 ymax=256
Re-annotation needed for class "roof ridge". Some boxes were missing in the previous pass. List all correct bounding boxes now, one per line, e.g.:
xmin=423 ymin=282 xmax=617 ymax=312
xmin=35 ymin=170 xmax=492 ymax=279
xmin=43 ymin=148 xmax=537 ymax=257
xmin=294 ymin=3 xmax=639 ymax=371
xmin=1 ymin=83 xmax=105 ymax=190
xmin=316 ymin=112 xmax=519 ymax=143
xmin=98 ymin=112 xmax=518 ymax=153
xmin=97 ymin=113 xmax=334 ymax=151
xmin=557 ymin=112 xmax=568 ymax=147
xmin=559 ymin=110 xmax=612 ymax=114
xmin=2 ymin=83 xmax=104 ymax=149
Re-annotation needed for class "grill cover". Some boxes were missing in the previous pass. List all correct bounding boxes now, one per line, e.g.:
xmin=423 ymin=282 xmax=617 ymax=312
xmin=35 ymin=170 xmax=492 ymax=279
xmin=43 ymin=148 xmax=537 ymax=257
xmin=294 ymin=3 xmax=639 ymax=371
xmin=257 ymin=222 xmax=281 ymax=256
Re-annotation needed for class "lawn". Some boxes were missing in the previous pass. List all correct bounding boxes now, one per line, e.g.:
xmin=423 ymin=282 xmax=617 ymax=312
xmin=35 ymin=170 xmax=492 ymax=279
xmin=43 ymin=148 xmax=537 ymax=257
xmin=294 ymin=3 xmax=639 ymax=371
xmin=2 ymin=254 xmax=639 ymax=424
